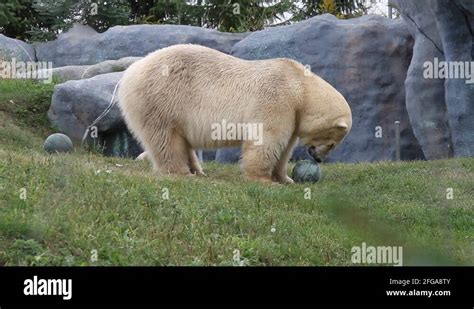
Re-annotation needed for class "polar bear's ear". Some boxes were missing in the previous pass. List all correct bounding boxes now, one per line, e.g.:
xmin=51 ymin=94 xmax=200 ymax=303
xmin=335 ymin=121 xmax=348 ymax=129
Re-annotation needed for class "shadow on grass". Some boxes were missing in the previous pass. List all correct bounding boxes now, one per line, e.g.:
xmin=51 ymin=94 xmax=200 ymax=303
xmin=320 ymin=192 xmax=460 ymax=266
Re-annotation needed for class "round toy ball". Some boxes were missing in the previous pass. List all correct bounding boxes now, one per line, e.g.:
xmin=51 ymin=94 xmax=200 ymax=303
xmin=292 ymin=160 xmax=321 ymax=183
xmin=43 ymin=133 xmax=74 ymax=153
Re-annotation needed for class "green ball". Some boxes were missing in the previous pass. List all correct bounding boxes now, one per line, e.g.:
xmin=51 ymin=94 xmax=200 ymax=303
xmin=43 ymin=133 xmax=73 ymax=153
xmin=292 ymin=160 xmax=321 ymax=183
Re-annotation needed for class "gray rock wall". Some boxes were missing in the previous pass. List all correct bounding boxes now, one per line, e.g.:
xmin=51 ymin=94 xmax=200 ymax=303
xmin=35 ymin=23 xmax=248 ymax=67
xmin=390 ymin=0 xmax=474 ymax=158
xmin=0 ymin=34 xmax=36 ymax=62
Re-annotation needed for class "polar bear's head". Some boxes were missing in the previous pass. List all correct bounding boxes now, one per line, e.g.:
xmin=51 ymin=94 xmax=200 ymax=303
xmin=297 ymin=74 xmax=352 ymax=162
xmin=303 ymin=118 xmax=350 ymax=162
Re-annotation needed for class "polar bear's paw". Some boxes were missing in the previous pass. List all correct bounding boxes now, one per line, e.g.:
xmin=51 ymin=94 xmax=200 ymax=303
xmin=136 ymin=152 xmax=148 ymax=160
xmin=272 ymin=174 xmax=294 ymax=184
xmin=193 ymin=170 xmax=207 ymax=177
xmin=278 ymin=175 xmax=295 ymax=184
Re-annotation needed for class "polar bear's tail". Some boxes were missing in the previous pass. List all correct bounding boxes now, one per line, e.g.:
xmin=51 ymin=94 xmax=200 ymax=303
xmin=81 ymin=79 xmax=121 ymax=147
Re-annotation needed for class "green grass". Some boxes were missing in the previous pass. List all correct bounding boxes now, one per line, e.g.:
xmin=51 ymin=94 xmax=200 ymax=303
xmin=0 ymin=80 xmax=473 ymax=266
xmin=0 ymin=79 xmax=56 ymax=140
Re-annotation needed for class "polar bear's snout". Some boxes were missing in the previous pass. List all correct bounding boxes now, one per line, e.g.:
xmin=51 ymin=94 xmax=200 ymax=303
xmin=308 ymin=144 xmax=334 ymax=163
xmin=308 ymin=146 xmax=323 ymax=163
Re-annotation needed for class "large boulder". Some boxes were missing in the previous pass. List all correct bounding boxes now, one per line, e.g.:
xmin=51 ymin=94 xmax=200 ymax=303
xmin=80 ymin=57 xmax=142 ymax=79
xmin=49 ymin=72 xmax=124 ymax=139
xmin=35 ymin=24 xmax=248 ymax=67
xmin=39 ymin=57 xmax=142 ymax=82
xmin=390 ymin=0 xmax=474 ymax=158
xmin=48 ymin=72 xmax=142 ymax=157
xmin=229 ymin=14 xmax=424 ymax=163
xmin=0 ymin=34 xmax=36 ymax=62
xmin=39 ymin=65 xmax=90 ymax=82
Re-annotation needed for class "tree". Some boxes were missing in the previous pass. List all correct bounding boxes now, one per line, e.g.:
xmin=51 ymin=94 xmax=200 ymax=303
xmin=139 ymin=0 xmax=369 ymax=30
xmin=290 ymin=0 xmax=369 ymax=21
xmin=0 ymin=0 xmax=372 ymax=41
xmin=140 ymin=0 xmax=293 ymax=32
xmin=200 ymin=0 xmax=294 ymax=32
xmin=0 ymin=0 xmax=36 ymax=40
xmin=28 ymin=0 xmax=130 ymax=41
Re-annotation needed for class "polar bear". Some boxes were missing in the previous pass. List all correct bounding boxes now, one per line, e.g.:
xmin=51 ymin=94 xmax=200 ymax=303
xmin=118 ymin=44 xmax=352 ymax=184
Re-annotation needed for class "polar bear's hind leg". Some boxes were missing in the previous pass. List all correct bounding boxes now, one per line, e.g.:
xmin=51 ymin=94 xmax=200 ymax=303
xmin=188 ymin=148 xmax=206 ymax=176
xmin=145 ymin=129 xmax=193 ymax=176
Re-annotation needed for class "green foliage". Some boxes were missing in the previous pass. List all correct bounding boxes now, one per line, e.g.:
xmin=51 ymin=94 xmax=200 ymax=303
xmin=0 ymin=0 xmax=373 ymax=41
xmin=2 ymin=239 xmax=49 ymax=266
xmin=0 ymin=0 xmax=36 ymax=40
xmin=28 ymin=0 xmax=131 ymax=41
xmin=129 ymin=0 xmax=295 ymax=32
xmin=291 ymin=0 xmax=369 ymax=21
xmin=139 ymin=0 xmax=204 ymax=25
xmin=206 ymin=0 xmax=294 ymax=32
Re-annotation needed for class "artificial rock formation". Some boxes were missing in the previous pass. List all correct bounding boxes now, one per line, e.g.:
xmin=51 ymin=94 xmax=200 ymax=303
xmin=390 ymin=0 xmax=474 ymax=158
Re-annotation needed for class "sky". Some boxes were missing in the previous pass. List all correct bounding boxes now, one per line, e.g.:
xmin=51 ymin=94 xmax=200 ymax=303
xmin=365 ymin=0 xmax=393 ymax=17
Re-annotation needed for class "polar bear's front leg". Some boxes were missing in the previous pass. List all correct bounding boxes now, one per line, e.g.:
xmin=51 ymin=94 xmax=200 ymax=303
xmin=240 ymin=140 xmax=276 ymax=183
xmin=241 ymin=134 xmax=292 ymax=184
xmin=272 ymin=135 xmax=298 ymax=184
xmin=240 ymin=108 xmax=296 ymax=184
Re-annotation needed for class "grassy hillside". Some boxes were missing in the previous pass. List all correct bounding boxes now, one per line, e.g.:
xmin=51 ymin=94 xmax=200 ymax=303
xmin=0 ymin=80 xmax=473 ymax=266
